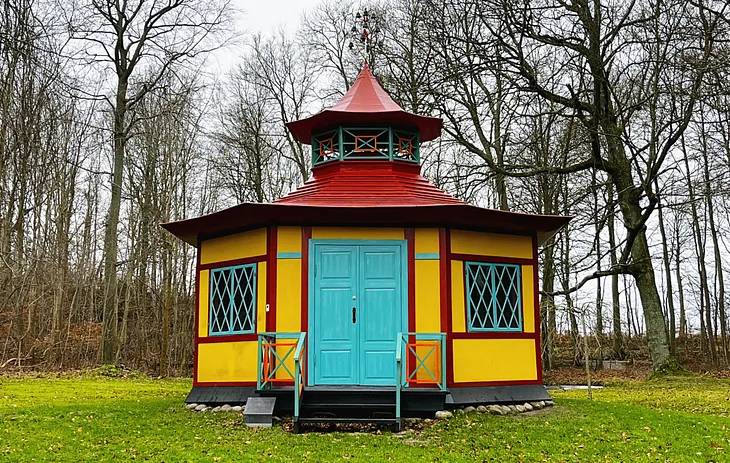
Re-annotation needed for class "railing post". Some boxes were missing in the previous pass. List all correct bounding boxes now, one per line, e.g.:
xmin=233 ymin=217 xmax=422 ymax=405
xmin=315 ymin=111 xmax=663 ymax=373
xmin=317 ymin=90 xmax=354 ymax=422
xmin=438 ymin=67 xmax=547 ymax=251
xmin=440 ymin=332 xmax=447 ymax=390
xmin=395 ymin=332 xmax=403 ymax=431
xmin=256 ymin=334 xmax=263 ymax=390
xmin=293 ymin=332 xmax=306 ymax=433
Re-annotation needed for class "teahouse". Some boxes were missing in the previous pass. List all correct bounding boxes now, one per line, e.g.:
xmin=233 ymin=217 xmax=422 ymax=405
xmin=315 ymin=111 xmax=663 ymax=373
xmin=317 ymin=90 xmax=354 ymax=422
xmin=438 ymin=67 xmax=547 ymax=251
xmin=163 ymin=63 xmax=571 ymax=430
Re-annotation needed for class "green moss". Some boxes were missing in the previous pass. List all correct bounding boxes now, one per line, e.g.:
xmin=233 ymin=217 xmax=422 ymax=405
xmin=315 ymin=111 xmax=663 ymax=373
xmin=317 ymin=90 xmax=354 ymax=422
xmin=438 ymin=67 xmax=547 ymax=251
xmin=649 ymin=358 xmax=692 ymax=379
xmin=1 ymin=375 xmax=729 ymax=462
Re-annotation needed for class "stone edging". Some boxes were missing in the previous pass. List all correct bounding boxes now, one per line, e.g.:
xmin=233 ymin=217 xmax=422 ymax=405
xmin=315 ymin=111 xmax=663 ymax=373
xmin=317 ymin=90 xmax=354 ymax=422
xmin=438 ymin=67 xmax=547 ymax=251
xmin=435 ymin=400 xmax=554 ymax=419
xmin=185 ymin=403 xmax=242 ymax=413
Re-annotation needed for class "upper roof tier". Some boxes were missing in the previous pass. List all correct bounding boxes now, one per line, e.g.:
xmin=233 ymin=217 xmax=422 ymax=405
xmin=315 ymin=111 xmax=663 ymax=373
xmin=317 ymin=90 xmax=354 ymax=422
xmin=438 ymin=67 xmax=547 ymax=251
xmin=286 ymin=63 xmax=443 ymax=143
xmin=274 ymin=160 xmax=465 ymax=206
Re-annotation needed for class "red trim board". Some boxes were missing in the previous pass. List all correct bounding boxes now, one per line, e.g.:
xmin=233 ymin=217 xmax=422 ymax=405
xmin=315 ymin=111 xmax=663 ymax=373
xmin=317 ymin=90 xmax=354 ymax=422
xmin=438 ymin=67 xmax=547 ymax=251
xmin=451 ymin=332 xmax=538 ymax=340
xmin=197 ymin=255 xmax=267 ymax=271
xmin=301 ymin=226 xmax=312 ymax=386
xmin=532 ymin=233 xmax=543 ymax=383
xmin=450 ymin=253 xmax=533 ymax=266
xmin=194 ymin=238 xmax=201 ymax=384
xmin=266 ymin=226 xmax=277 ymax=332
xmin=405 ymin=228 xmax=417 ymax=376
xmin=196 ymin=334 xmax=258 ymax=343
xmin=300 ymin=227 xmax=312 ymax=334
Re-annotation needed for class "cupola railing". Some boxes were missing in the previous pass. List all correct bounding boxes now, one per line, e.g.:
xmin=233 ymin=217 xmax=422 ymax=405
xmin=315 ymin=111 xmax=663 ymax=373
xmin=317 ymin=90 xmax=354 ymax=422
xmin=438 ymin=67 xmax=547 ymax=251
xmin=312 ymin=126 xmax=420 ymax=165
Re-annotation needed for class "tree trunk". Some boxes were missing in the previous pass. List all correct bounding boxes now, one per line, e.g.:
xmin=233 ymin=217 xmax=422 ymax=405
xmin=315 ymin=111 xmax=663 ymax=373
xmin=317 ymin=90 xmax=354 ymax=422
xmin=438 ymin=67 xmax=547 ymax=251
xmin=656 ymin=190 xmax=676 ymax=355
xmin=681 ymin=136 xmax=716 ymax=365
xmin=606 ymin=183 xmax=624 ymax=358
xmin=605 ymin=130 xmax=673 ymax=371
xmin=674 ymin=222 xmax=687 ymax=337
xmin=701 ymin=125 xmax=728 ymax=365
xmin=101 ymin=76 xmax=128 ymax=364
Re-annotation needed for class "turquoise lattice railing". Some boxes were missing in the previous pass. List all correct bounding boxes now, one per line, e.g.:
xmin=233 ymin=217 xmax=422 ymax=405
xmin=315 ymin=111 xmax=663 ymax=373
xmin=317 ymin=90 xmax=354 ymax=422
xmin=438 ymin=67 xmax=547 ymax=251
xmin=257 ymin=332 xmax=306 ymax=424
xmin=395 ymin=332 xmax=447 ymax=427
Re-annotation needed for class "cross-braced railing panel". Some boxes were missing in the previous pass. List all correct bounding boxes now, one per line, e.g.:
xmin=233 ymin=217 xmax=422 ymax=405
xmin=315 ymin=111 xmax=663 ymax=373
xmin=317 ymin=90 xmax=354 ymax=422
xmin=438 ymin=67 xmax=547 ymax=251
xmin=395 ymin=332 xmax=446 ymax=427
xmin=406 ymin=341 xmax=441 ymax=385
xmin=256 ymin=332 xmax=307 ymax=425
xmin=261 ymin=341 xmax=297 ymax=385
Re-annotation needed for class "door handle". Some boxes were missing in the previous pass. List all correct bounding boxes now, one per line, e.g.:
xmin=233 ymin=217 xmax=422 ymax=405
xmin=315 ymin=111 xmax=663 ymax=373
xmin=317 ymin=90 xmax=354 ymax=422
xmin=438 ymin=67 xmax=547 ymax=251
xmin=352 ymin=306 xmax=356 ymax=324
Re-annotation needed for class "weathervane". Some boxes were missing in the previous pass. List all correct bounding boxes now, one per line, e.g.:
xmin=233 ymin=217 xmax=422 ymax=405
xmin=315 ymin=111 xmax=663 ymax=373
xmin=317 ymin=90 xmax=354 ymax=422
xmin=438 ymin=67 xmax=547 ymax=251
xmin=348 ymin=7 xmax=383 ymax=63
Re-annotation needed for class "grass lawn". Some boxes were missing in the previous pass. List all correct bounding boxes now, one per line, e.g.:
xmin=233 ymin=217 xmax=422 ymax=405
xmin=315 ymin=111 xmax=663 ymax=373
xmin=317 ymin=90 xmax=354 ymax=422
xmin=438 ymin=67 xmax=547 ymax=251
xmin=1 ymin=374 xmax=729 ymax=462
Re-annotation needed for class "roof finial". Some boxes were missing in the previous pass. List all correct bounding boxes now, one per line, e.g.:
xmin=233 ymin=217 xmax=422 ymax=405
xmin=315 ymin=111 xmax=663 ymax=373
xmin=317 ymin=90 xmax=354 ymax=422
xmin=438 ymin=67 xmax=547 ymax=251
xmin=347 ymin=6 xmax=383 ymax=66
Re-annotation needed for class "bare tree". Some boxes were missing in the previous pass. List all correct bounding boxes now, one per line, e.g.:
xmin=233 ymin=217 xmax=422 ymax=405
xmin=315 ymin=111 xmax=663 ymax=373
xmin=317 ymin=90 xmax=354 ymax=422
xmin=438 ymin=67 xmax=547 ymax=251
xmin=68 ymin=0 xmax=234 ymax=363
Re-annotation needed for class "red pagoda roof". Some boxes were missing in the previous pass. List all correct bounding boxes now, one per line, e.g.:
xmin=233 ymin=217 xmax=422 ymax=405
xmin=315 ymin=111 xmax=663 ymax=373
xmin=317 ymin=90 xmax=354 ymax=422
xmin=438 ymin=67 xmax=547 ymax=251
xmin=161 ymin=64 xmax=572 ymax=248
xmin=286 ymin=63 xmax=442 ymax=143
xmin=274 ymin=161 xmax=463 ymax=206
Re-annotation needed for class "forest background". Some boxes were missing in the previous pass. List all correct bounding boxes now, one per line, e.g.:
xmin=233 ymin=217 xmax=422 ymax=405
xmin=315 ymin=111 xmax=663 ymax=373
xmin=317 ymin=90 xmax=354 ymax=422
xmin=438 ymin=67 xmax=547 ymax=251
xmin=2 ymin=0 xmax=729 ymax=377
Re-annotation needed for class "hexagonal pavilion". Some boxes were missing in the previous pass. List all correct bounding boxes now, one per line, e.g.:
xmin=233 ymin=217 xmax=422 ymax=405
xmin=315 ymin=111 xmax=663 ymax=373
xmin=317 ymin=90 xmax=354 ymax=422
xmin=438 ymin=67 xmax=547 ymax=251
xmin=163 ymin=63 xmax=571 ymax=430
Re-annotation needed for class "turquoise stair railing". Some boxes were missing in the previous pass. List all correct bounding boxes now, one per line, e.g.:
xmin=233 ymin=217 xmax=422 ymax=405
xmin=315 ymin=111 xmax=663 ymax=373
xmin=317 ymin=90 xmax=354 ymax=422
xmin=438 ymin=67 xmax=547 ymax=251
xmin=395 ymin=332 xmax=447 ymax=428
xmin=257 ymin=332 xmax=307 ymax=426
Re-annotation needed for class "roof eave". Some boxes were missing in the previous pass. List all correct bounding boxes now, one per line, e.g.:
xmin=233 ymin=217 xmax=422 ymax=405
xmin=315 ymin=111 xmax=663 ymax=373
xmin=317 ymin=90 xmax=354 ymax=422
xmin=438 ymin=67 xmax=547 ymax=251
xmin=161 ymin=203 xmax=573 ymax=248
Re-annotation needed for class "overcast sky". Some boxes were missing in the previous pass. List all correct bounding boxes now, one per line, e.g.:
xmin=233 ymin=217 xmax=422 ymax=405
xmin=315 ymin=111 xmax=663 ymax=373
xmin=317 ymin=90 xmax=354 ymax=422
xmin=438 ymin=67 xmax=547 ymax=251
xmin=236 ymin=0 xmax=321 ymax=34
xmin=207 ymin=0 xmax=321 ymax=72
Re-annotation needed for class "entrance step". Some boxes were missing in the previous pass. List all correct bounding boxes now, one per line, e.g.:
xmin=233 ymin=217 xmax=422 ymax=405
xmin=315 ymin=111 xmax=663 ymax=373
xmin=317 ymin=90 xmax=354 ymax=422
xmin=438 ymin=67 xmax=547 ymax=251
xmin=243 ymin=397 xmax=277 ymax=428
xmin=295 ymin=416 xmax=400 ymax=433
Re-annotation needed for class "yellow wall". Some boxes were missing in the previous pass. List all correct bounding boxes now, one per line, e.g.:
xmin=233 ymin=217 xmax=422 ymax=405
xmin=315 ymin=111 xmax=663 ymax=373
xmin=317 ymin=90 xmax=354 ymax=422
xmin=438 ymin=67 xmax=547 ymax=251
xmin=311 ymin=227 xmax=404 ymax=240
xmin=276 ymin=259 xmax=302 ymax=332
xmin=200 ymin=228 xmax=267 ymax=264
xmin=415 ymin=258 xmax=441 ymax=379
xmin=415 ymin=260 xmax=441 ymax=332
xmin=415 ymin=228 xmax=439 ymax=254
xmin=278 ymin=226 xmax=302 ymax=253
xmin=198 ymin=270 xmax=209 ymax=338
xmin=257 ymin=262 xmax=267 ymax=333
xmin=451 ymin=229 xmax=533 ymax=259
xmin=452 ymin=339 xmax=537 ymax=382
xmin=197 ymin=341 xmax=258 ymax=383
xmin=522 ymin=265 xmax=535 ymax=333
xmin=195 ymin=226 xmax=540 ymax=386
xmin=276 ymin=226 xmax=302 ymax=332
xmin=197 ymin=258 xmax=267 ymax=337
xmin=450 ymin=261 xmax=537 ymax=334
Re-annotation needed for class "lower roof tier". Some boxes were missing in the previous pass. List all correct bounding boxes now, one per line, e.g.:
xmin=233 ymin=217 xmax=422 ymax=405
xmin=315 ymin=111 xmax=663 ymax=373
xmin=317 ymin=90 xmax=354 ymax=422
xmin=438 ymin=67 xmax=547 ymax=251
xmin=161 ymin=201 xmax=571 ymax=247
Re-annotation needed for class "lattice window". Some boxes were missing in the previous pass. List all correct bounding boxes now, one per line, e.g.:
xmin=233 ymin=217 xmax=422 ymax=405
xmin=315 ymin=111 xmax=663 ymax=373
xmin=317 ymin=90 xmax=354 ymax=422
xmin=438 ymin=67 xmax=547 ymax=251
xmin=312 ymin=128 xmax=340 ymax=165
xmin=465 ymin=262 xmax=521 ymax=331
xmin=354 ymin=135 xmax=377 ymax=152
xmin=398 ymin=138 xmax=412 ymax=155
xmin=209 ymin=264 xmax=256 ymax=335
xmin=393 ymin=128 xmax=419 ymax=162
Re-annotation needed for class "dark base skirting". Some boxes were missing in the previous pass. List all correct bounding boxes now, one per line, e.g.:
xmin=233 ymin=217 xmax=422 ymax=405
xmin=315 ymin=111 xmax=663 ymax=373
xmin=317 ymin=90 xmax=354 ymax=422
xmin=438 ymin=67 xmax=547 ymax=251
xmin=186 ymin=386 xmax=256 ymax=405
xmin=446 ymin=385 xmax=552 ymax=407
xmin=186 ymin=384 xmax=551 ymax=411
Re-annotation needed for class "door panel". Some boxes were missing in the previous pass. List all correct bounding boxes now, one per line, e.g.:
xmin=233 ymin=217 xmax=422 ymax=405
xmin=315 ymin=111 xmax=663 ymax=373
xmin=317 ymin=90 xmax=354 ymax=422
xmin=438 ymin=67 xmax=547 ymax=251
xmin=314 ymin=246 xmax=358 ymax=385
xmin=359 ymin=246 xmax=402 ymax=385
xmin=312 ymin=242 xmax=403 ymax=386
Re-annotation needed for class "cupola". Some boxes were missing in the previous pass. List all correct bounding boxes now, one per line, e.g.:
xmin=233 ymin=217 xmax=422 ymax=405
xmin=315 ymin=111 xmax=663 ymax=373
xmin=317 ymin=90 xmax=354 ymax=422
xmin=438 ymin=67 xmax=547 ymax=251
xmin=286 ymin=63 xmax=442 ymax=167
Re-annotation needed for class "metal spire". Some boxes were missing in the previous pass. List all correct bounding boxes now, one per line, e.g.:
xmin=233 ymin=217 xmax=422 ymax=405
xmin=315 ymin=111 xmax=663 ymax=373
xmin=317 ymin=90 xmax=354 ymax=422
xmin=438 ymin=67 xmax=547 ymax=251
xmin=348 ymin=7 xmax=383 ymax=63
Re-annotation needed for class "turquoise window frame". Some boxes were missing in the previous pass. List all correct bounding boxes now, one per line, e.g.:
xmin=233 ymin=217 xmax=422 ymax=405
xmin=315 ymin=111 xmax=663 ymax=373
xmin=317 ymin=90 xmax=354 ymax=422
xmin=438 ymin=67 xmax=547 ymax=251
xmin=209 ymin=263 xmax=257 ymax=336
xmin=465 ymin=262 xmax=522 ymax=332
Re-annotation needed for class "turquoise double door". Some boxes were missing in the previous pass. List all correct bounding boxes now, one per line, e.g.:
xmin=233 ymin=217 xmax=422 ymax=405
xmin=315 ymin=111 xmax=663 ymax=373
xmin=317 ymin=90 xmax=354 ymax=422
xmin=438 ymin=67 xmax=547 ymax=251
xmin=310 ymin=241 xmax=406 ymax=386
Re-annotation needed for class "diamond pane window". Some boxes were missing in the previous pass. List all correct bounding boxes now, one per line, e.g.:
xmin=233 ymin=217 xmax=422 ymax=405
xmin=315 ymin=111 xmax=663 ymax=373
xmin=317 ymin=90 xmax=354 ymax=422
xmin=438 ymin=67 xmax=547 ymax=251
xmin=465 ymin=262 xmax=522 ymax=332
xmin=209 ymin=264 xmax=256 ymax=335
